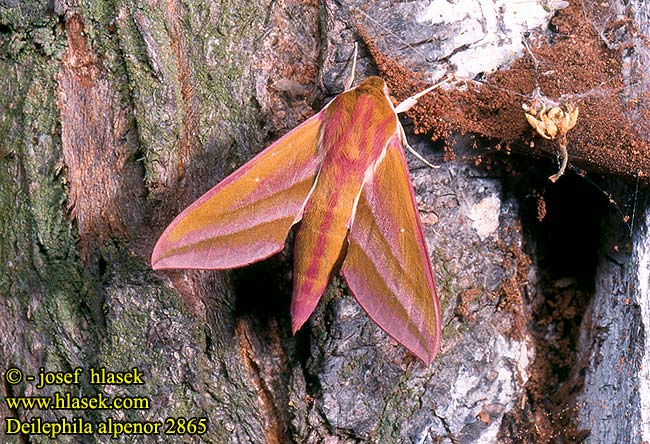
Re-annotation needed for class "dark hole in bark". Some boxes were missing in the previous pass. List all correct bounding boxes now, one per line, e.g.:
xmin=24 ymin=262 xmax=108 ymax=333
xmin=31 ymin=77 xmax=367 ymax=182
xmin=97 ymin=255 xmax=108 ymax=277
xmin=534 ymin=174 xmax=605 ymax=277
xmin=231 ymin=249 xmax=316 ymax=367
xmin=232 ymin=258 xmax=291 ymax=322
xmin=499 ymin=158 xmax=609 ymax=442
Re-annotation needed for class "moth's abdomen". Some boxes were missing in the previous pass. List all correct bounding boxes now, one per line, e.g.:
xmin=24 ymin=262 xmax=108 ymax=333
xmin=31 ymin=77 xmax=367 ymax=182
xmin=291 ymin=171 xmax=363 ymax=333
xmin=289 ymin=79 xmax=400 ymax=333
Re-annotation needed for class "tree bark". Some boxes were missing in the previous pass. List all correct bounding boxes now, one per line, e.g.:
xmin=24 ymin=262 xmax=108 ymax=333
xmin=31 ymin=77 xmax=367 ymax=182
xmin=1 ymin=1 xmax=648 ymax=443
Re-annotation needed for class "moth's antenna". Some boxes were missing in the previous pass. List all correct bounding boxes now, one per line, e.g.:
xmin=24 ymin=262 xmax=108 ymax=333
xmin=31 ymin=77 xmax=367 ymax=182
xmin=399 ymin=124 xmax=440 ymax=169
xmin=406 ymin=143 xmax=440 ymax=169
xmin=350 ymin=6 xmax=434 ymax=62
xmin=630 ymin=172 xmax=640 ymax=234
xmin=344 ymin=43 xmax=359 ymax=90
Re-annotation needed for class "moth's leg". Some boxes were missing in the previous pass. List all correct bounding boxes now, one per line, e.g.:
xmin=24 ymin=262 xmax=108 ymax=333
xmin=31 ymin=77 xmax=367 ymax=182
xmin=398 ymin=122 xmax=439 ymax=169
xmin=394 ymin=78 xmax=449 ymax=169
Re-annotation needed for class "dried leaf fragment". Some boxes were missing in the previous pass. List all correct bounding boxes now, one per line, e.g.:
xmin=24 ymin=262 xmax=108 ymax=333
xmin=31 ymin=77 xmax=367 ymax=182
xmin=523 ymin=88 xmax=579 ymax=182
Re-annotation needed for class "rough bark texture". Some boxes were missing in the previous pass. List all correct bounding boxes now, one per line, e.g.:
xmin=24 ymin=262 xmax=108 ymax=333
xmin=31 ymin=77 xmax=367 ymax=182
xmin=575 ymin=1 xmax=650 ymax=441
xmin=1 ymin=1 xmax=648 ymax=443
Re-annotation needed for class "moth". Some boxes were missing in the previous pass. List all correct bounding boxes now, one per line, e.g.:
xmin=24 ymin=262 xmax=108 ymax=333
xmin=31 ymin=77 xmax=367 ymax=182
xmin=151 ymin=76 xmax=442 ymax=364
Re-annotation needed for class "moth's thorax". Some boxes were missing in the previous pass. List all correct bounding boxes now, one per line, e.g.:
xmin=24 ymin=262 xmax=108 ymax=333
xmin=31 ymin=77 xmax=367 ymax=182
xmin=292 ymin=77 xmax=402 ymax=314
xmin=320 ymin=79 xmax=397 ymax=163
xmin=313 ymin=77 xmax=400 ymax=210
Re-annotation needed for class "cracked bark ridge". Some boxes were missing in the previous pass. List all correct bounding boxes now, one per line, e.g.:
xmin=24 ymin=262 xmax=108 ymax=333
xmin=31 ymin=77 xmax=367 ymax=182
xmin=58 ymin=14 xmax=144 ymax=262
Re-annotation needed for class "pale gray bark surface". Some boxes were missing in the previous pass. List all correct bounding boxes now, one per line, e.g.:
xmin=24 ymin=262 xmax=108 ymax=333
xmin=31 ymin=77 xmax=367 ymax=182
xmin=1 ymin=1 xmax=648 ymax=443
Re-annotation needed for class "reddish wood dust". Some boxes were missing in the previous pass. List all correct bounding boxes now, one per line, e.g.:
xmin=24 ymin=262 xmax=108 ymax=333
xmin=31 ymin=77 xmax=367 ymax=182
xmin=363 ymin=3 xmax=650 ymax=183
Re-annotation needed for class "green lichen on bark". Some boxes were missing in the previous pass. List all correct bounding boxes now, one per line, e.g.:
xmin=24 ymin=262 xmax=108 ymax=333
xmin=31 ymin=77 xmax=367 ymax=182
xmin=0 ymin=9 xmax=100 ymax=440
xmin=375 ymin=374 xmax=426 ymax=443
xmin=0 ymin=1 xmax=54 ymax=31
xmin=112 ymin=0 xmax=273 ymax=190
xmin=0 ymin=7 xmax=88 ymax=317
xmin=93 ymin=264 xmax=208 ymax=425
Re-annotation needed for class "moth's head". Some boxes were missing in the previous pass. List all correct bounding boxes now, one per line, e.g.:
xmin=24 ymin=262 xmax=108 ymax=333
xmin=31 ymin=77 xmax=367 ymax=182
xmin=358 ymin=76 xmax=388 ymax=95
